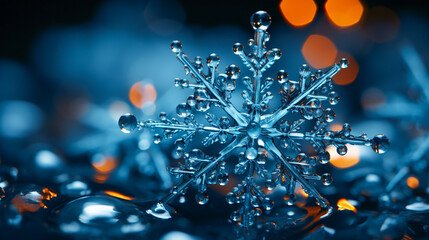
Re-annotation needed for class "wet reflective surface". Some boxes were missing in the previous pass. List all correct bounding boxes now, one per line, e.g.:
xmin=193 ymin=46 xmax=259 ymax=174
xmin=49 ymin=195 xmax=151 ymax=238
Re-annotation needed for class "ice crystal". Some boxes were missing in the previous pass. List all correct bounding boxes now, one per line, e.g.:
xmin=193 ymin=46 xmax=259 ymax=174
xmin=119 ymin=11 xmax=389 ymax=227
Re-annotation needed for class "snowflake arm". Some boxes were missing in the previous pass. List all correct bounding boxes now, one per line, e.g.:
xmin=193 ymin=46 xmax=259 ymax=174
xmin=171 ymin=41 xmax=249 ymax=127
xmin=158 ymin=135 xmax=248 ymax=204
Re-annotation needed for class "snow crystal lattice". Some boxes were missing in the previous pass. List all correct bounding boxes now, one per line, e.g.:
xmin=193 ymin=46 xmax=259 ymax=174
xmin=119 ymin=11 xmax=389 ymax=227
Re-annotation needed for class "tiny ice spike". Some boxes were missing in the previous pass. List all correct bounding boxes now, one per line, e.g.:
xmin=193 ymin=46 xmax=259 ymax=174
xmin=119 ymin=11 xmax=389 ymax=227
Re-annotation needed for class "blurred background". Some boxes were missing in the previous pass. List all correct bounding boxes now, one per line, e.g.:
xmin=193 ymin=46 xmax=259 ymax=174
xmin=0 ymin=0 xmax=428 ymax=239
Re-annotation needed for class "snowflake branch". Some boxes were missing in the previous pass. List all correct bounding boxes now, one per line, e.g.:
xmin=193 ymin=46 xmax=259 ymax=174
xmin=158 ymin=135 xmax=249 ymax=204
xmin=264 ymin=139 xmax=330 ymax=208
xmin=174 ymin=50 xmax=248 ymax=126
xmin=261 ymin=63 xmax=343 ymax=128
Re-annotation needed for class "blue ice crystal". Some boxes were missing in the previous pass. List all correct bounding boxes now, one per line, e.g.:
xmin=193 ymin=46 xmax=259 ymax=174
xmin=119 ymin=11 xmax=389 ymax=227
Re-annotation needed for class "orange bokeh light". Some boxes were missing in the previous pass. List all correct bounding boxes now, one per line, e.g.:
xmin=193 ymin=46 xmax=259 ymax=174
xmin=333 ymin=52 xmax=359 ymax=85
xmin=327 ymin=144 xmax=360 ymax=169
xmin=129 ymin=82 xmax=157 ymax=109
xmin=279 ymin=0 xmax=317 ymax=27
xmin=302 ymin=34 xmax=338 ymax=69
xmin=325 ymin=0 xmax=364 ymax=28
xmin=330 ymin=124 xmax=343 ymax=131
xmin=337 ymin=198 xmax=357 ymax=213
xmin=92 ymin=155 xmax=118 ymax=174
xmin=104 ymin=191 xmax=135 ymax=200
xmin=406 ymin=176 xmax=419 ymax=189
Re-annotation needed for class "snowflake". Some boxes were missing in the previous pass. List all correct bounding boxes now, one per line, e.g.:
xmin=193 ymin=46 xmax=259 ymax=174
xmin=118 ymin=11 xmax=389 ymax=227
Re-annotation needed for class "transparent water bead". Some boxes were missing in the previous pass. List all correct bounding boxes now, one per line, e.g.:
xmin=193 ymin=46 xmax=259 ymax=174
xmin=146 ymin=202 xmax=176 ymax=220
xmin=118 ymin=113 xmax=138 ymax=133
xmin=60 ymin=179 xmax=91 ymax=197
xmin=50 ymin=195 xmax=150 ymax=238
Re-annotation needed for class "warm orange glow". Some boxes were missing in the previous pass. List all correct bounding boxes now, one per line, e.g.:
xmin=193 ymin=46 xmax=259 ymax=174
xmin=11 ymin=189 xmax=57 ymax=213
xmin=330 ymin=124 xmax=343 ymax=131
xmin=327 ymin=144 xmax=360 ymax=169
xmin=361 ymin=87 xmax=386 ymax=110
xmin=42 ymin=188 xmax=57 ymax=200
xmin=129 ymin=82 xmax=157 ymax=109
xmin=279 ymin=0 xmax=317 ymax=27
xmin=302 ymin=35 xmax=338 ymax=69
xmin=333 ymin=52 xmax=359 ymax=85
xmin=325 ymin=0 xmax=364 ymax=28
xmin=104 ymin=191 xmax=135 ymax=200
xmin=337 ymin=198 xmax=357 ymax=213
xmin=295 ymin=185 xmax=309 ymax=198
xmin=92 ymin=155 xmax=118 ymax=174
xmin=94 ymin=173 xmax=109 ymax=184
xmin=407 ymin=176 xmax=419 ymax=189
xmin=364 ymin=6 xmax=400 ymax=43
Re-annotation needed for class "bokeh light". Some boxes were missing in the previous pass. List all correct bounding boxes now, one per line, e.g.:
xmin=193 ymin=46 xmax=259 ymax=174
xmin=332 ymin=52 xmax=359 ymax=85
xmin=91 ymin=154 xmax=118 ymax=174
xmin=302 ymin=34 xmax=338 ymax=69
xmin=327 ymin=144 xmax=360 ymax=169
xmin=337 ymin=198 xmax=357 ymax=213
xmin=406 ymin=176 xmax=419 ymax=189
xmin=279 ymin=0 xmax=317 ymax=27
xmin=325 ymin=0 xmax=364 ymax=28
xmin=129 ymin=82 xmax=157 ymax=109
xmin=104 ymin=191 xmax=135 ymax=200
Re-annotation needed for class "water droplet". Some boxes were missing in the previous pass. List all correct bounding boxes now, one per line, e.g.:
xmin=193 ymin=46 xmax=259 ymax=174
xmin=336 ymin=145 xmax=348 ymax=155
xmin=277 ymin=70 xmax=289 ymax=84
xmin=262 ymin=198 xmax=274 ymax=211
xmin=246 ymin=147 xmax=258 ymax=160
xmin=51 ymin=196 xmax=150 ymax=238
xmin=324 ymin=108 xmax=336 ymax=122
xmin=174 ymin=138 xmax=186 ymax=150
xmin=233 ymin=43 xmax=244 ymax=54
xmin=321 ymin=173 xmax=333 ymax=186
xmin=146 ymin=202 xmax=176 ymax=220
xmin=328 ymin=91 xmax=339 ymax=105
xmin=250 ymin=11 xmax=271 ymax=30
xmin=231 ymin=211 xmax=241 ymax=221
xmin=318 ymin=151 xmax=330 ymax=164
xmin=265 ymin=179 xmax=276 ymax=190
xmin=159 ymin=112 xmax=168 ymax=121
xmin=118 ymin=114 xmax=137 ymax=133
xmin=186 ymin=96 xmax=196 ymax=107
xmin=60 ymin=179 xmax=91 ymax=197
xmin=340 ymin=58 xmax=349 ymax=68
xmin=195 ymin=192 xmax=209 ymax=205
xmin=226 ymin=193 xmax=236 ymax=204
xmin=226 ymin=64 xmax=240 ymax=80
xmin=153 ymin=134 xmax=162 ymax=144
xmin=217 ymin=174 xmax=229 ymax=186
xmin=206 ymin=53 xmax=220 ymax=67
xmin=371 ymin=135 xmax=389 ymax=154
xmin=171 ymin=40 xmax=182 ymax=53
xmin=176 ymin=103 xmax=191 ymax=118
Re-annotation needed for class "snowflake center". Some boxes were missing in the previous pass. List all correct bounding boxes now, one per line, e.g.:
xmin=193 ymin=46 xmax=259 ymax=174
xmin=246 ymin=121 xmax=262 ymax=139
